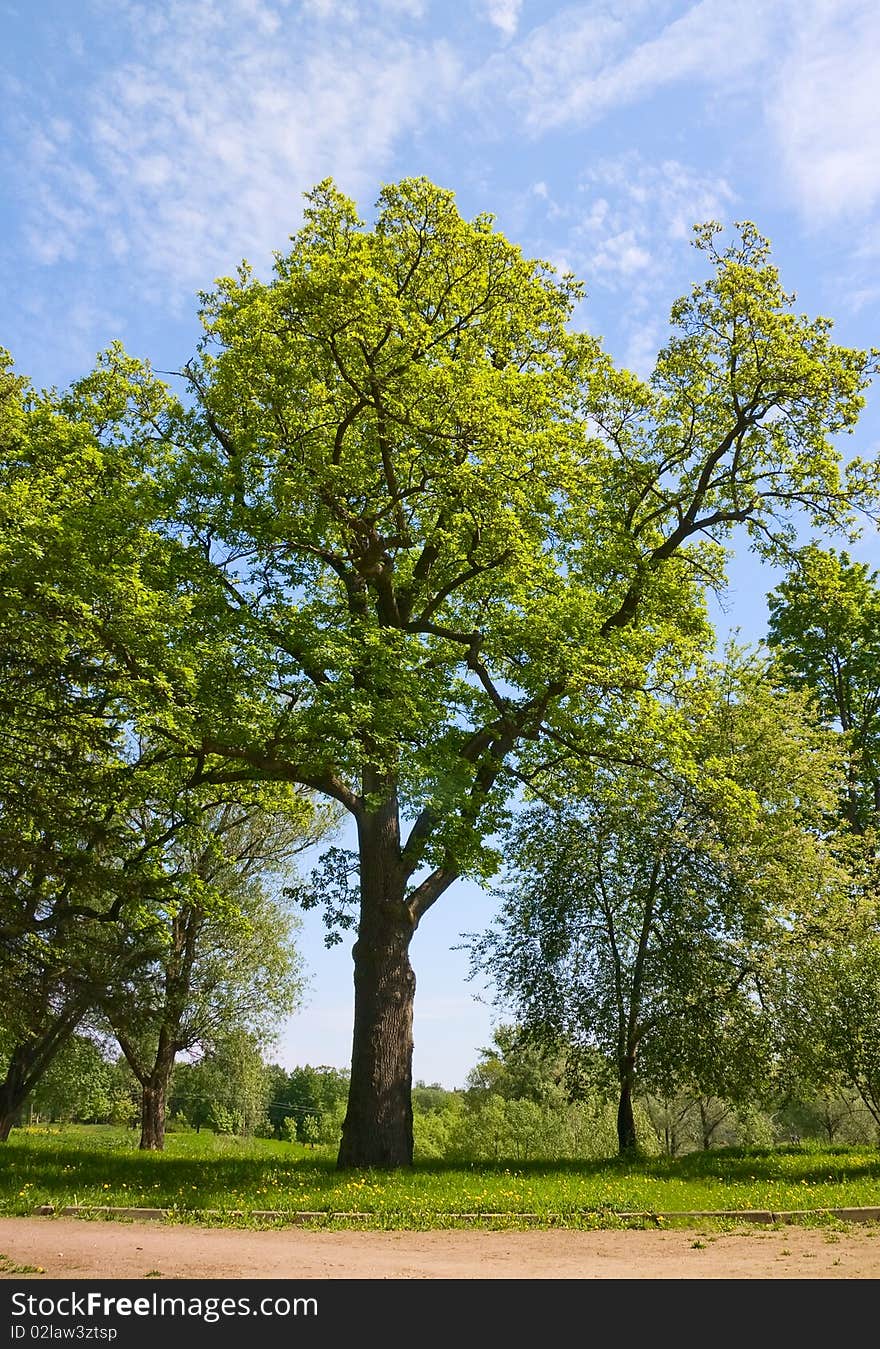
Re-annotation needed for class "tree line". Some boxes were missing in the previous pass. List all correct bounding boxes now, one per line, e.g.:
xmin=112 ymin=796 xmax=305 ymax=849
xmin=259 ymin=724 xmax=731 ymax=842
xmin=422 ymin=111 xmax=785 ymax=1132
xmin=24 ymin=1010 xmax=880 ymax=1160
xmin=2 ymin=176 xmax=879 ymax=1166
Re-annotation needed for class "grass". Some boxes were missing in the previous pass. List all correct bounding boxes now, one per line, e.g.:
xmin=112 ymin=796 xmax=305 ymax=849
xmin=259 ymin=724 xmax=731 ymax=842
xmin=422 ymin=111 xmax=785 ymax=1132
xmin=1 ymin=1125 xmax=880 ymax=1230
xmin=0 ymin=1252 xmax=45 ymax=1275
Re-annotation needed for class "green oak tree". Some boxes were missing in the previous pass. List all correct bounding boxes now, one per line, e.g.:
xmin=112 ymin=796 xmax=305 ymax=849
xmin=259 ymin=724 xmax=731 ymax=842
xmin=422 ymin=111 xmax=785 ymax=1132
xmin=0 ymin=345 xmax=323 ymax=1144
xmin=53 ymin=181 xmax=880 ymax=1166
xmin=0 ymin=345 xmax=187 ymax=1140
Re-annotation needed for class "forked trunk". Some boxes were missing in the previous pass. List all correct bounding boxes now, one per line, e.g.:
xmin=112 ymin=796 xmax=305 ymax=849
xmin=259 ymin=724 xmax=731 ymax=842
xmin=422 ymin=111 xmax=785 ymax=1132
xmin=337 ymin=792 xmax=416 ymax=1169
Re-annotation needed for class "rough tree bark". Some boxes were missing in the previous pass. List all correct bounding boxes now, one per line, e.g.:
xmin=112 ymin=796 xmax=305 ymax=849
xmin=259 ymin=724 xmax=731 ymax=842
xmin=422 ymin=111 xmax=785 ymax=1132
xmin=0 ymin=1049 xmax=30 ymax=1143
xmin=116 ymin=1032 xmax=177 ymax=1152
xmin=337 ymin=791 xmax=416 ymax=1169
xmin=139 ymin=1071 xmax=171 ymax=1151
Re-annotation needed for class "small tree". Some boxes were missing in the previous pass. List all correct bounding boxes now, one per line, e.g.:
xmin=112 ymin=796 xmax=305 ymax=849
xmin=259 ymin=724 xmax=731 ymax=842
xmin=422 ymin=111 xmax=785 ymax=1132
xmin=0 ymin=348 xmax=200 ymax=1140
xmin=777 ymin=936 xmax=880 ymax=1134
xmin=274 ymin=1065 xmax=351 ymax=1143
xmin=28 ymin=1035 xmax=116 ymax=1124
xmin=470 ymin=658 xmax=849 ymax=1153
xmin=102 ymin=798 xmax=311 ymax=1149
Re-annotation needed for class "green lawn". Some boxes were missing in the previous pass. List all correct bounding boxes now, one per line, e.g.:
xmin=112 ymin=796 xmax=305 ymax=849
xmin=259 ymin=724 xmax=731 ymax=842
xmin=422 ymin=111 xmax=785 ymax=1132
xmin=2 ymin=1126 xmax=880 ymax=1229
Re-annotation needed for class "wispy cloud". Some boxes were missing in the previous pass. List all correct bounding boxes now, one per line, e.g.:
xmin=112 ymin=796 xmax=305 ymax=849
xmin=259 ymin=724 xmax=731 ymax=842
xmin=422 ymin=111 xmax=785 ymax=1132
xmin=485 ymin=0 xmax=879 ymax=237
xmin=20 ymin=0 xmax=458 ymax=299
xmin=525 ymin=155 xmax=736 ymax=373
xmin=479 ymin=0 xmax=779 ymax=133
xmin=766 ymin=0 xmax=880 ymax=223
xmin=302 ymin=0 xmax=428 ymax=19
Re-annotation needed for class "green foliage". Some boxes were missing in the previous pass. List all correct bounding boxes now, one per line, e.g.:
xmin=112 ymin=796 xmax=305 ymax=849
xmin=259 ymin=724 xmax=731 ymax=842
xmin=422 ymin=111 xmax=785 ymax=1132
xmin=412 ymin=1081 xmax=461 ymax=1112
xmin=776 ymin=936 xmax=880 ymax=1131
xmin=170 ymin=1032 xmax=274 ymax=1138
xmin=28 ymin=1038 xmax=116 ymax=1125
xmin=773 ymin=1090 xmax=877 ymax=1146
xmin=103 ymin=801 xmax=310 ymax=1076
xmin=470 ymin=652 xmax=852 ymax=1150
xmin=447 ymin=1096 xmax=625 ymax=1162
xmin=139 ymin=186 xmax=877 ymax=905
xmin=268 ymin=1065 xmax=350 ymax=1143
xmin=464 ymin=1024 xmax=613 ymax=1107
xmin=768 ymin=545 xmax=880 ymax=832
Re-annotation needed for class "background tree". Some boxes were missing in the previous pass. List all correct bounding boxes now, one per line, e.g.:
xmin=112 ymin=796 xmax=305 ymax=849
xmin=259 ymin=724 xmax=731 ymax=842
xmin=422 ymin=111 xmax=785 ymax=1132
xmin=270 ymin=1064 xmax=351 ymax=1144
xmin=27 ymin=1035 xmax=117 ymax=1126
xmin=101 ymin=796 xmax=312 ymax=1150
xmin=775 ymin=935 xmax=880 ymax=1137
xmin=0 ymin=347 xmax=195 ymax=1140
xmin=640 ymin=995 xmax=776 ymax=1153
xmin=470 ymin=659 xmax=850 ymax=1153
xmin=0 ymin=842 xmax=164 ymax=1143
xmin=177 ymin=1030 xmax=274 ymax=1137
xmin=463 ymin=1024 xmax=608 ymax=1106
xmin=767 ymin=546 xmax=880 ymax=831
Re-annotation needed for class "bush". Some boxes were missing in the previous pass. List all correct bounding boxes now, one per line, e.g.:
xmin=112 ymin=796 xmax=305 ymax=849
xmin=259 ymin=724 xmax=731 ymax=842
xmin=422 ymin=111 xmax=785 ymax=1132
xmin=444 ymin=1097 xmax=621 ymax=1162
xmin=413 ymin=1103 xmax=462 ymax=1160
xmin=279 ymin=1116 xmax=298 ymax=1143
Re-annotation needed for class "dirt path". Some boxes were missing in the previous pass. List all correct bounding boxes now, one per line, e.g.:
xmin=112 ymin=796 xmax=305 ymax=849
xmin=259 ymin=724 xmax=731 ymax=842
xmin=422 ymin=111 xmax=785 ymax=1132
xmin=2 ymin=1215 xmax=880 ymax=1279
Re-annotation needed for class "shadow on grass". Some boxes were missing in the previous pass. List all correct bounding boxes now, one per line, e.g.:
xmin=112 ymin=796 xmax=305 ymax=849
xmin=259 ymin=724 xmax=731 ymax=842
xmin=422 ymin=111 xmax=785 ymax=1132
xmin=425 ymin=1146 xmax=880 ymax=1185
xmin=3 ymin=1134 xmax=879 ymax=1207
xmin=0 ymin=1137 xmax=338 ymax=1206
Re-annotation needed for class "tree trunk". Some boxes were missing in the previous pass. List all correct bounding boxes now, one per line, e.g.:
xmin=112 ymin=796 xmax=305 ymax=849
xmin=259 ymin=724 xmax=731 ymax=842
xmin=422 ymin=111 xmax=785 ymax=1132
xmin=139 ymin=1056 xmax=174 ymax=1151
xmin=337 ymin=792 xmax=416 ymax=1169
xmin=616 ymin=1056 xmax=638 ymax=1154
xmin=0 ymin=1019 xmax=81 ymax=1143
xmin=0 ymin=1048 xmax=30 ymax=1142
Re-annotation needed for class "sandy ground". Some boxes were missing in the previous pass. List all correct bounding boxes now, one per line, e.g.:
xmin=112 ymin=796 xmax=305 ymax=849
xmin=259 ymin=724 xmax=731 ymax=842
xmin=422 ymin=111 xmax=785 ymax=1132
xmin=1 ymin=1215 xmax=880 ymax=1279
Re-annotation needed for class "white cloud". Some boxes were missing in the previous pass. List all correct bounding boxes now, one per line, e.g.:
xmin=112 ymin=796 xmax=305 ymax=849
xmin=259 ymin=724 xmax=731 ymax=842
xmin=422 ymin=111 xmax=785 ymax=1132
xmin=766 ymin=0 xmax=880 ymax=222
xmin=486 ymin=0 xmax=879 ymax=233
xmin=23 ymin=0 xmax=458 ymax=297
xmin=300 ymin=0 xmax=360 ymax=20
xmin=574 ymin=155 xmax=736 ymax=288
xmin=301 ymin=0 xmax=427 ymax=18
xmin=480 ymin=0 xmax=779 ymax=132
xmin=482 ymin=0 xmax=522 ymax=39
xmin=525 ymin=154 xmax=736 ymax=373
xmin=592 ymin=229 xmax=652 ymax=277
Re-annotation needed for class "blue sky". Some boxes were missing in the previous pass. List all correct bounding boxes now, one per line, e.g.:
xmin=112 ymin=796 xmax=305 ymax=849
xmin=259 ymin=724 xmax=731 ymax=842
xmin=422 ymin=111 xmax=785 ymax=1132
xmin=3 ymin=0 xmax=880 ymax=1087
